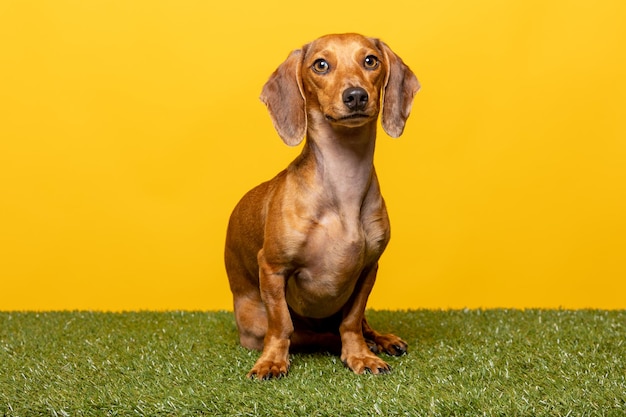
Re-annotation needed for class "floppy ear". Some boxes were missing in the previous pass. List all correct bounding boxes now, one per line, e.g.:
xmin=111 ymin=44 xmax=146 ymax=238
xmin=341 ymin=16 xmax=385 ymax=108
xmin=259 ymin=49 xmax=307 ymax=146
xmin=379 ymin=42 xmax=421 ymax=138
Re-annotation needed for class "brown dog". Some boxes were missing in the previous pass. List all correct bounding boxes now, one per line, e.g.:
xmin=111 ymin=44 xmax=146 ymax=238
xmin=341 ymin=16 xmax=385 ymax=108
xmin=225 ymin=33 xmax=420 ymax=379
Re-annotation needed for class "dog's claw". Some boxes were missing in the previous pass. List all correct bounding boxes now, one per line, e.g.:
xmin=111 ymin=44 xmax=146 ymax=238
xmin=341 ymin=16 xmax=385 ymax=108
xmin=390 ymin=343 xmax=408 ymax=356
xmin=247 ymin=359 xmax=289 ymax=381
xmin=265 ymin=371 xmax=286 ymax=380
xmin=248 ymin=370 xmax=286 ymax=381
xmin=365 ymin=366 xmax=389 ymax=375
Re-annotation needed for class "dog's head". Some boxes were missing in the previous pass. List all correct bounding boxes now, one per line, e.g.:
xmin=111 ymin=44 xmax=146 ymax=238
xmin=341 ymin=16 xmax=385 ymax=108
xmin=260 ymin=33 xmax=420 ymax=146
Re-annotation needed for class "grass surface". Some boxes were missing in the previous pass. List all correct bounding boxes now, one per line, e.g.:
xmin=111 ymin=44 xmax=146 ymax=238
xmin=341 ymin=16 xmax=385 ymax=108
xmin=1 ymin=310 xmax=624 ymax=416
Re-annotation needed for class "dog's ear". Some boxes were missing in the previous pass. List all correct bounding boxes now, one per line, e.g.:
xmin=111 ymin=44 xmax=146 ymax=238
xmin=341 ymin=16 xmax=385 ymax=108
xmin=379 ymin=42 xmax=420 ymax=138
xmin=260 ymin=49 xmax=307 ymax=146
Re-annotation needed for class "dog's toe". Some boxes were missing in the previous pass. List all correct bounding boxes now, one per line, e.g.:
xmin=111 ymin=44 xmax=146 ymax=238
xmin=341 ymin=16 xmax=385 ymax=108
xmin=374 ymin=334 xmax=408 ymax=356
xmin=343 ymin=354 xmax=391 ymax=375
xmin=365 ymin=339 xmax=380 ymax=354
xmin=389 ymin=342 xmax=408 ymax=356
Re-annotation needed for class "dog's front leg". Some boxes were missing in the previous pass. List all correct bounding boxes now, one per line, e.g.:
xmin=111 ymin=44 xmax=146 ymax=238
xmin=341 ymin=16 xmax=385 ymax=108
xmin=340 ymin=263 xmax=391 ymax=375
xmin=246 ymin=249 xmax=293 ymax=380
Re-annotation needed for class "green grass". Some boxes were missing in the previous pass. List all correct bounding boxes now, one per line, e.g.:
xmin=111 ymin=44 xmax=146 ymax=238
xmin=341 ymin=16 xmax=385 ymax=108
xmin=1 ymin=310 xmax=624 ymax=416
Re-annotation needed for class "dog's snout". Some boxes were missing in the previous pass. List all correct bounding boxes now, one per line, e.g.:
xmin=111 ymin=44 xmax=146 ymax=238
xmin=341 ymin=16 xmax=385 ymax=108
xmin=342 ymin=87 xmax=369 ymax=112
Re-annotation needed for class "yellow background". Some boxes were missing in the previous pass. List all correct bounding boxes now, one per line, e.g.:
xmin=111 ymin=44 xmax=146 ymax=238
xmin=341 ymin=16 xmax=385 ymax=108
xmin=1 ymin=0 xmax=625 ymax=311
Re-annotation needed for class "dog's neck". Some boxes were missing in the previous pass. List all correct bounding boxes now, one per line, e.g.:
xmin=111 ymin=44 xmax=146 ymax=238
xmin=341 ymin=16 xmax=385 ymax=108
xmin=300 ymin=116 xmax=378 ymax=211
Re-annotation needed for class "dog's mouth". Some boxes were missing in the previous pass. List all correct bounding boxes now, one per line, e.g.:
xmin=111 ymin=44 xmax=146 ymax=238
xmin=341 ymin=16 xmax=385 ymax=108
xmin=325 ymin=113 xmax=371 ymax=123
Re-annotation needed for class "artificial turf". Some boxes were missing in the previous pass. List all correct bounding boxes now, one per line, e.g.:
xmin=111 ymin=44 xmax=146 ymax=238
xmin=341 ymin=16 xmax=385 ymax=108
xmin=0 ymin=310 xmax=624 ymax=416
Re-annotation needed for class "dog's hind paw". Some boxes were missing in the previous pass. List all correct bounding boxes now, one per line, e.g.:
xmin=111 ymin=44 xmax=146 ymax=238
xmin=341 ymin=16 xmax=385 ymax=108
xmin=371 ymin=333 xmax=408 ymax=356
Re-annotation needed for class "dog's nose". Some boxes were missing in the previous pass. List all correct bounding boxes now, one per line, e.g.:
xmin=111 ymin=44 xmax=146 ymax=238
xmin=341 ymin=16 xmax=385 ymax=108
xmin=342 ymin=87 xmax=368 ymax=112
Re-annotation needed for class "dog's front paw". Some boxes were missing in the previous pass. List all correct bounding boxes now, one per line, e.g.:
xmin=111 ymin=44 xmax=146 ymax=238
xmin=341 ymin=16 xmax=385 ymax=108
xmin=342 ymin=353 xmax=391 ymax=375
xmin=247 ymin=357 xmax=290 ymax=380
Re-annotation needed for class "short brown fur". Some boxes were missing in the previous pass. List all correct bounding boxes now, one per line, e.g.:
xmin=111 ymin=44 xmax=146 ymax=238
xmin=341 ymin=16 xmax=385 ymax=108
xmin=225 ymin=33 xmax=420 ymax=379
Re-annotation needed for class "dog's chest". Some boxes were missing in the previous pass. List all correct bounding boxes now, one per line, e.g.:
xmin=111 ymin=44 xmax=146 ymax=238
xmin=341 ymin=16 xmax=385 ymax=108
xmin=307 ymin=205 xmax=388 ymax=263
xmin=313 ymin=213 xmax=365 ymax=264
xmin=285 ymin=208 xmax=388 ymax=318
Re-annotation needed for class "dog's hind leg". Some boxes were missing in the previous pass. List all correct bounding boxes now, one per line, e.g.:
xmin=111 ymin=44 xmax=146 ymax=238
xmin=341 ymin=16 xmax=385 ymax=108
xmin=233 ymin=294 xmax=267 ymax=351
xmin=225 ymin=250 xmax=267 ymax=351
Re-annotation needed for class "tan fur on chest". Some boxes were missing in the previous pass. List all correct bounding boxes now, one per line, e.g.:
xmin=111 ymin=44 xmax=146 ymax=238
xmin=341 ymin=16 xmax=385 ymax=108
xmin=283 ymin=206 xmax=388 ymax=318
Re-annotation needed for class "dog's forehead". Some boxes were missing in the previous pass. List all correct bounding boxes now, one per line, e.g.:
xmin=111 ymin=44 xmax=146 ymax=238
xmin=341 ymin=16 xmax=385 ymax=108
xmin=305 ymin=34 xmax=380 ymax=59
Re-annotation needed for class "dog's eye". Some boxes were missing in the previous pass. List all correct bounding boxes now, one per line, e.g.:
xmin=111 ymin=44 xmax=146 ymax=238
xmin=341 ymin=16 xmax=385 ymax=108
xmin=364 ymin=55 xmax=380 ymax=70
xmin=312 ymin=59 xmax=330 ymax=74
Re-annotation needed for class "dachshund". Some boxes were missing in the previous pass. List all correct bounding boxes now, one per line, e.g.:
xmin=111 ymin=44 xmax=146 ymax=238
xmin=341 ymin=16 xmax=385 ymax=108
xmin=225 ymin=33 xmax=420 ymax=379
